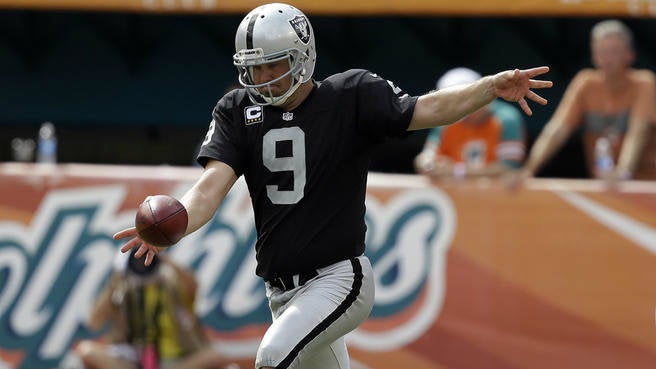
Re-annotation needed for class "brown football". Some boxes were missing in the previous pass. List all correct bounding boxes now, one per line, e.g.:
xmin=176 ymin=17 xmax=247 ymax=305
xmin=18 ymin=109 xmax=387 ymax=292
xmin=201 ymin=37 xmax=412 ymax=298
xmin=135 ymin=195 xmax=188 ymax=247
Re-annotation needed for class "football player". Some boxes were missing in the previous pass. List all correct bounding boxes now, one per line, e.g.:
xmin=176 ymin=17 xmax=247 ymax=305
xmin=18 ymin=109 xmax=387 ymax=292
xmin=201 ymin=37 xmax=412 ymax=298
xmin=116 ymin=3 xmax=552 ymax=368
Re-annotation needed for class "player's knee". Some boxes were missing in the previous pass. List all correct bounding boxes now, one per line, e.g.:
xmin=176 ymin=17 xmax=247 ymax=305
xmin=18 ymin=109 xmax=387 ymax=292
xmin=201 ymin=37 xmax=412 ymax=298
xmin=256 ymin=341 xmax=289 ymax=369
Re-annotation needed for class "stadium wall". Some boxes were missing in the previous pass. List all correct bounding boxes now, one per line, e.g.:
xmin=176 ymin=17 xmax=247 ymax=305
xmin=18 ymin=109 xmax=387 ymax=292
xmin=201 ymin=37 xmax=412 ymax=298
xmin=1 ymin=164 xmax=656 ymax=369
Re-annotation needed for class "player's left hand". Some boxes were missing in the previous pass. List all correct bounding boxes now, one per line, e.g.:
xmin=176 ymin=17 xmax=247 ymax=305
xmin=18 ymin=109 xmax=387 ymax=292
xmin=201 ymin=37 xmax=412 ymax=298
xmin=492 ymin=67 xmax=552 ymax=116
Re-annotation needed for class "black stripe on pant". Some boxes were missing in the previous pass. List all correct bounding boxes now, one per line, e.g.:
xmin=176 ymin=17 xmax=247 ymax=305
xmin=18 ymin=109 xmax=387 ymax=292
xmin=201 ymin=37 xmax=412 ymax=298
xmin=277 ymin=258 xmax=364 ymax=369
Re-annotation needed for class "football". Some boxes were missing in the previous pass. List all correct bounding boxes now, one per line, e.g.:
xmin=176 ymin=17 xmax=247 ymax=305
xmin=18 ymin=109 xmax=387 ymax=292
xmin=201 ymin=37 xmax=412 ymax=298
xmin=135 ymin=195 xmax=188 ymax=247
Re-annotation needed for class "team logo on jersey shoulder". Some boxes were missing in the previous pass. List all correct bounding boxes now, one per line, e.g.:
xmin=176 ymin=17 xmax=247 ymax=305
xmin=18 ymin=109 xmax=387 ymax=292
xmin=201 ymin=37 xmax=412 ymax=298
xmin=289 ymin=15 xmax=311 ymax=44
xmin=369 ymin=73 xmax=403 ymax=95
xmin=244 ymin=105 xmax=264 ymax=125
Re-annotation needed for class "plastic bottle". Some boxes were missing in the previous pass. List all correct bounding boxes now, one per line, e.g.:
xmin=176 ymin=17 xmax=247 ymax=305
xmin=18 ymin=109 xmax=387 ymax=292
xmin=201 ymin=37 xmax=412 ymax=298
xmin=594 ymin=136 xmax=614 ymax=179
xmin=37 ymin=121 xmax=57 ymax=164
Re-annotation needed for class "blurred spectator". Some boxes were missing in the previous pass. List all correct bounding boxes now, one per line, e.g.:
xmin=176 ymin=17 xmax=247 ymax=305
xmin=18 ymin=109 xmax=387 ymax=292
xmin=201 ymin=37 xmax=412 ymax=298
xmin=74 ymin=249 xmax=237 ymax=369
xmin=518 ymin=19 xmax=656 ymax=183
xmin=414 ymin=67 xmax=526 ymax=179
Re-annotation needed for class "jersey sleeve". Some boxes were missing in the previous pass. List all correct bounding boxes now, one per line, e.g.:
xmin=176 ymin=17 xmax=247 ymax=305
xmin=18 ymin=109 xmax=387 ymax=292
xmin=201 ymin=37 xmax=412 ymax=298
xmin=354 ymin=70 xmax=418 ymax=139
xmin=196 ymin=93 xmax=246 ymax=176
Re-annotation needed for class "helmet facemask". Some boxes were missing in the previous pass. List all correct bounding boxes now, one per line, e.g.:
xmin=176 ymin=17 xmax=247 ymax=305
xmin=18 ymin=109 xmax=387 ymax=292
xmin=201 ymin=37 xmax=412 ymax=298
xmin=234 ymin=47 xmax=308 ymax=107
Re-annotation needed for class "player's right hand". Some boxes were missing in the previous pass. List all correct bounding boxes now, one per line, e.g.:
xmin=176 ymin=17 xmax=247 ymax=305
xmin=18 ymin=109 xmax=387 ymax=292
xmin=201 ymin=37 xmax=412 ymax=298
xmin=113 ymin=227 xmax=161 ymax=266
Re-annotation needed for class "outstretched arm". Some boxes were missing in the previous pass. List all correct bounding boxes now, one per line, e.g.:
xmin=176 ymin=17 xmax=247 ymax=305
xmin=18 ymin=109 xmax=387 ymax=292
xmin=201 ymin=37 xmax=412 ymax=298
xmin=179 ymin=160 xmax=239 ymax=235
xmin=506 ymin=71 xmax=588 ymax=190
xmin=114 ymin=159 xmax=238 ymax=265
xmin=615 ymin=72 xmax=656 ymax=179
xmin=408 ymin=67 xmax=552 ymax=131
xmin=521 ymin=119 xmax=575 ymax=178
xmin=521 ymin=70 xmax=596 ymax=179
xmin=615 ymin=119 xmax=650 ymax=179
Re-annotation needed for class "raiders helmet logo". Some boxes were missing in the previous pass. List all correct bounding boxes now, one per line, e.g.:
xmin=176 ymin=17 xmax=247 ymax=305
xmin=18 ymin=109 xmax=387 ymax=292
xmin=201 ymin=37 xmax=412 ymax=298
xmin=289 ymin=15 xmax=311 ymax=44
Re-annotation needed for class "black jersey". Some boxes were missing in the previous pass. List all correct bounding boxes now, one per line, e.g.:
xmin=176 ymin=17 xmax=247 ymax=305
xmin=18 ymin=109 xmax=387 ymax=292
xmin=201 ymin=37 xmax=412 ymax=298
xmin=198 ymin=69 xmax=417 ymax=280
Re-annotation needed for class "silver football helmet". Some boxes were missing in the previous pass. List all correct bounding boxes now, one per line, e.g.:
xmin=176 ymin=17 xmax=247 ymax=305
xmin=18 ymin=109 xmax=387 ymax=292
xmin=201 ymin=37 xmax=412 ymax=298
xmin=233 ymin=3 xmax=316 ymax=106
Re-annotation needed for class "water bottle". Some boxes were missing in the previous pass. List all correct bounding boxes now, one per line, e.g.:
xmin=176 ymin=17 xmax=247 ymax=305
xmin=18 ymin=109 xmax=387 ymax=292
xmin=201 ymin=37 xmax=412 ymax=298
xmin=37 ymin=121 xmax=57 ymax=164
xmin=594 ymin=136 xmax=614 ymax=179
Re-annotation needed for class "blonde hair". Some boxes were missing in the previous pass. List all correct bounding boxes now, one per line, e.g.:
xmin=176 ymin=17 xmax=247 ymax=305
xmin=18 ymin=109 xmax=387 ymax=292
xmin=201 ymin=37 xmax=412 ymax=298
xmin=591 ymin=19 xmax=634 ymax=49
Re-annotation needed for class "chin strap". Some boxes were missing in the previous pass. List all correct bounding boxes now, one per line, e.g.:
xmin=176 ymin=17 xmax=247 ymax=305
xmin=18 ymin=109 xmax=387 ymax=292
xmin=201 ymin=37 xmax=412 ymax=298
xmin=268 ymin=76 xmax=303 ymax=107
